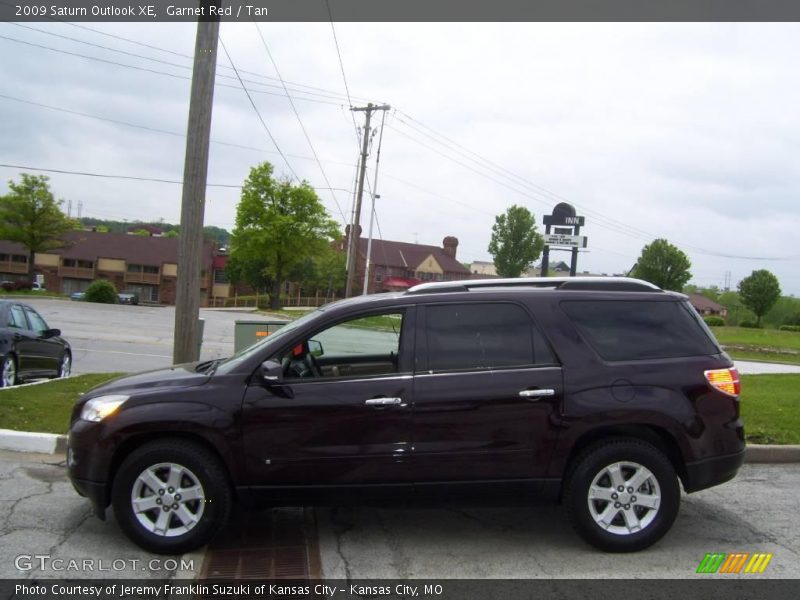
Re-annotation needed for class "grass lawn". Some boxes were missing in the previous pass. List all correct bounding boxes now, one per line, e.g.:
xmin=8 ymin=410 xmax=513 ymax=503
xmin=0 ymin=373 xmax=122 ymax=434
xmin=711 ymin=326 xmax=800 ymax=365
xmin=740 ymin=374 xmax=800 ymax=445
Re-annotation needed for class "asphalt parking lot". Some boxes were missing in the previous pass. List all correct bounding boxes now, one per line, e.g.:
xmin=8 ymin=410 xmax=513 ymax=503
xmin=1 ymin=449 xmax=798 ymax=579
xmin=15 ymin=297 xmax=270 ymax=375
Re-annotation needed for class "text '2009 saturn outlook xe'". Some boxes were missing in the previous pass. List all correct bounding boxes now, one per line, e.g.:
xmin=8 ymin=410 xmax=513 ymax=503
xmin=67 ymin=277 xmax=745 ymax=553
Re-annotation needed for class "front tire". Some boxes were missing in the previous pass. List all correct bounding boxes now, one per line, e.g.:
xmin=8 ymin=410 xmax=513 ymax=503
xmin=111 ymin=439 xmax=232 ymax=554
xmin=0 ymin=354 xmax=17 ymax=387
xmin=564 ymin=438 xmax=680 ymax=552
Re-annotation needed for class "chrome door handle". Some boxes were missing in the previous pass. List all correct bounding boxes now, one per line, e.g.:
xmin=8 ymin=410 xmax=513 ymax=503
xmin=365 ymin=397 xmax=403 ymax=406
xmin=519 ymin=389 xmax=555 ymax=399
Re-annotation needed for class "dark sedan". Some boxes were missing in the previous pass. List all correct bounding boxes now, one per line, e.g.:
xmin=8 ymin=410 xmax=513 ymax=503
xmin=0 ymin=300 xmax=71 ymax=387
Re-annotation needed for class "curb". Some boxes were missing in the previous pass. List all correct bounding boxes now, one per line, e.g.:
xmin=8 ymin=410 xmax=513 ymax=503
xmin=0 ymin=429 xmax=67 ymax=454
xmin=0 ymin=428 xmax=798 ymax=463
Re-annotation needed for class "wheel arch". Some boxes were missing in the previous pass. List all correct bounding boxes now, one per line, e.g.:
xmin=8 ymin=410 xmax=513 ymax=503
xmin=106 ymin=432 xmax=236 ymax=507
xmin=561 ymin=424 xmax=687 ymax=497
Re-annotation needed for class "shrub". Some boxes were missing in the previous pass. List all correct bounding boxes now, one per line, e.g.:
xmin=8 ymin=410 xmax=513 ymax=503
xmin=739 ymin=320 xmax=760 ymax=329
xmin=784 ymin=313 xmax=800 ymax=327
xmin=779 ymin=325 xmax=800 ymax=333
xmin=703 ymin=316 xmax=726 ymax=327
xmin=84 ymin=279 xmax=117 ymax=304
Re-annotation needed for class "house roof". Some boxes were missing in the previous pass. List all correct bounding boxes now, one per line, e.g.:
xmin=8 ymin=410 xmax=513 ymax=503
xmin=0 ymin=231 xmax=214 ymax=267
xmin=358 ymin=238 xmax=469 ymax=274
xmin=687 ymin=293 xmax=726 ymax=312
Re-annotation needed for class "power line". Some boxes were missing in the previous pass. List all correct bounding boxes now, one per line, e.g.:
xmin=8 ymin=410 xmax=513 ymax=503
xmin=0 ymin=163 xmax=351 ymax=197
xmin=0 ymin=33 xmax=345 ymax=107
xmin=0 ymin=93 xmax=358 ymax=168
xmin=252 ymin=22 xmax=347 ymax=223
xmin=219 ymin=37 xmax=300 ymax=182
xmin=5 ymin=21 xmax=371 ymax=105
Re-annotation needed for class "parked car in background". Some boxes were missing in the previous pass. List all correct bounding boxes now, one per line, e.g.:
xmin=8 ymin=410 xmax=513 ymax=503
xmin=0 ymin=300 xmax=71 ymax=387
xmin=117 ymin=291 xmax=139 ymax=305
xmin=70 ymin=292 xmax=86 ymax=301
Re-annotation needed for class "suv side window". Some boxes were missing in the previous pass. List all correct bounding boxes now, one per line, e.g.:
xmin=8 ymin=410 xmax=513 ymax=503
xmin=425 ymin=303 xmax=555 ymax=372
xmin=281 ymin=311 xmax=407 ymax=380
xmin=561 ymin=300 xmax=719 ymax=361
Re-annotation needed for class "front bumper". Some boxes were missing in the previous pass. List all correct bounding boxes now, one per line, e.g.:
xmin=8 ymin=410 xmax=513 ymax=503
xmin=69 ymin=474 xmax=108 ymax=520
xmin=683 ymin=448 xmax=746 ymax=493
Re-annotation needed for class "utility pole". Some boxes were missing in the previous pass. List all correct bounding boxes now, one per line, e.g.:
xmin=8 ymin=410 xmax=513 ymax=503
xmin=345 ymin=103 xmax=390 ymax=298
xmin=362 ymin=109 xmax=388 ymax=295
xmin=173 ymin=2 xmax=220 ymax=364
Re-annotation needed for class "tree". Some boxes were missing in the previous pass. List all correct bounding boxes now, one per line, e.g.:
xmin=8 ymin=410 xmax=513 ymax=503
xmin=84 ymin=279 xmax=117 ymax=304
xmin=228 ymin=163 xmax=340 ymax=309
xmin=738 ymin=270 xmax=781 ymax=327
xmin=487 ymin=205 xmax=544 ymax=278
xmin=0 ymin=174 xmax=76 ymax=280
xmin=630 ymin=239 xmax=691 ymax=291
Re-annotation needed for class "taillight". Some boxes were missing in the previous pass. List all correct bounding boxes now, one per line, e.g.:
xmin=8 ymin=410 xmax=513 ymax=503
xmin=704 ymin=367 xmax=741 ymax=397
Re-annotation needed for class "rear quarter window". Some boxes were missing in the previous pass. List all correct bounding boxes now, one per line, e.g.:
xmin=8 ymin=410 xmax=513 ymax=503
xmin=561 ymin=300 xmax=720 ymax=361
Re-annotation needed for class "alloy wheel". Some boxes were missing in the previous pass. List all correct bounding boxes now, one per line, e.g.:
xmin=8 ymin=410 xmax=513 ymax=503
xmin=587 ymin=461 xmax=662 ymax=535
xmin=130 ymin=462 xmax=206 ymax=537
xmin=1 ymin=358 xmax=15 ymax=387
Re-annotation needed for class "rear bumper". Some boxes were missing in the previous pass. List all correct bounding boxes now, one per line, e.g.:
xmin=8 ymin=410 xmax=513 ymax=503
xmin=683 ymin=448 xmax=745 ymax=493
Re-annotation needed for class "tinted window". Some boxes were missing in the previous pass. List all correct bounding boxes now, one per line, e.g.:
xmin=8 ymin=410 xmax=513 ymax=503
xmin=24 ymin=308 xmax=48 ymax=335
xmin=426 ymin=303 xmax=554 ymax=372
xmin=561 ymin=300 xmax=719 ymax=361
xmin=8 ymin=305 xmax=27 ymax=329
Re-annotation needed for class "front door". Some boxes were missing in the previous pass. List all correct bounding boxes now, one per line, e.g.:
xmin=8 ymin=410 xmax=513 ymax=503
xmin=413 ymin=302 xmax=563 ymax=484
xmin=241 ymin=307 xmax=415 ymax=487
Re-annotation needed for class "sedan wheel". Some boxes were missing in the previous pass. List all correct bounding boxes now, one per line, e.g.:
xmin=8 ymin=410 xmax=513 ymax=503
xmin=0 ymin=355 xmax=16 ymax=388
xmin=58 ymin=353 xmax=72 ymax=378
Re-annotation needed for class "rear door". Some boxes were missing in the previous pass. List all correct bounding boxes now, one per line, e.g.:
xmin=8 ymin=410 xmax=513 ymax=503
xmin=412 ymin=301 xmax=562 ymax=484
xmin=23 ymin=306 xmax=62 ymax=374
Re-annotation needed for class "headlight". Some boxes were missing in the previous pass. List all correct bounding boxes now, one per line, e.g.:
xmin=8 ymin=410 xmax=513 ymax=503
xmin=80 ymin=395 xmax=129 ymax=422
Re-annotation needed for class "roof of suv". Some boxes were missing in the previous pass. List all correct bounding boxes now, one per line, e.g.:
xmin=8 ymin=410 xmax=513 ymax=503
xmin=406 ymin=276 xmax=662 ymax=295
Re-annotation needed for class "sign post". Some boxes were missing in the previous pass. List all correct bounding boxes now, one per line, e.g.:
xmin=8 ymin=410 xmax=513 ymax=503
xmin=540 ymin=203 xmax=587 ymax=277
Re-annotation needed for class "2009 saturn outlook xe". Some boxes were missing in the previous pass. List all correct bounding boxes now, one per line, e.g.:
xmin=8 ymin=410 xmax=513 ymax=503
xmin=67 ymin=277 xmax=745 ymax=553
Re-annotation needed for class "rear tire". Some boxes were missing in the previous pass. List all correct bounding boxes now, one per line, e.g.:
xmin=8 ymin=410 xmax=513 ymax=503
xmin=564 ymin=438 xmax=680 ymax=552
xmin=57 ymin=351 xmax=71 ymax=378
xmin=111 ymin=439 xmax=232 ymax=554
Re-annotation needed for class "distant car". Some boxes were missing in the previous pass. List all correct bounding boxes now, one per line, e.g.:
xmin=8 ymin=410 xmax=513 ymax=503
xmin=117 ymin=291 xmax=139 ymax=305
xmin=0 ymin=300 xmax=71 ymax=387
xmin=70 ymin=292 xmax=86 ymax=301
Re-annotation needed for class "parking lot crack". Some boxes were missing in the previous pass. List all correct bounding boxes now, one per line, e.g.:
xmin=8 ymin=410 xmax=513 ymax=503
xmin=329 ymin=508 xmax=355 ymax=581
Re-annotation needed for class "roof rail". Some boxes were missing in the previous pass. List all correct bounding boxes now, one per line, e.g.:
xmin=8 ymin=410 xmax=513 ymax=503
xmin=406 ymin=277 xmax=661 ymax=294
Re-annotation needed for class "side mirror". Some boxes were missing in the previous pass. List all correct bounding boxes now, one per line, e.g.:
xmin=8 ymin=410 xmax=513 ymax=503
xmin=259 ymin=359 xmax=284 ymax=384
xmin=42 ymin=328 xmax=61 ymax=339
xmin=309 ymin=339 xmax=324 ymax=357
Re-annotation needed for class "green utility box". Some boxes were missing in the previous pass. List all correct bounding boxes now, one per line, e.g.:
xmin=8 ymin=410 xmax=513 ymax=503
xmin=234 ymin=320 xmax=289 ymax=353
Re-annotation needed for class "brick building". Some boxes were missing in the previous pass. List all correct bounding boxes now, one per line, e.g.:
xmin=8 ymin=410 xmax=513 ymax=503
xmin=0 ymin=230 xmax=232 ymax=305
xmin=337 ymin=228 xmax=472 ymax=293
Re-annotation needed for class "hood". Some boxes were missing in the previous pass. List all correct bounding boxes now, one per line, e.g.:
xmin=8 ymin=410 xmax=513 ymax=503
xmin=84 ymin=362 xmax=211 ymax=398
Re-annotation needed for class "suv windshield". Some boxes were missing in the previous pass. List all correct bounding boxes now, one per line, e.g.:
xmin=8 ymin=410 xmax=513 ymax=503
xmin=214 ymin=308 xmax=323 ymax=374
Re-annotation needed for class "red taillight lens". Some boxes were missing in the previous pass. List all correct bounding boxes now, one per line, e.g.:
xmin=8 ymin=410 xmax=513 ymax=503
xmin=704 ymin=367 xmax=741 ymax=397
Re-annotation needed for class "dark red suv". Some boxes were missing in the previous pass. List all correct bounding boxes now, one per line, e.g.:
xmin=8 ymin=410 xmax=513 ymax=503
xmin=67 ymin=277 xmax=744 ymax=553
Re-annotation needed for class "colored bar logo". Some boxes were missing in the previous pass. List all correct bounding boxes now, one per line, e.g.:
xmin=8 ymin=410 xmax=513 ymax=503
xmin=696 ymin=552 xmax=773 ymax=574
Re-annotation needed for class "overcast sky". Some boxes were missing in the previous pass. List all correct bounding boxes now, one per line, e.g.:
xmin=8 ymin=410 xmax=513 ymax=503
xmin=1 ymin=22 xmax=799 ymax=293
